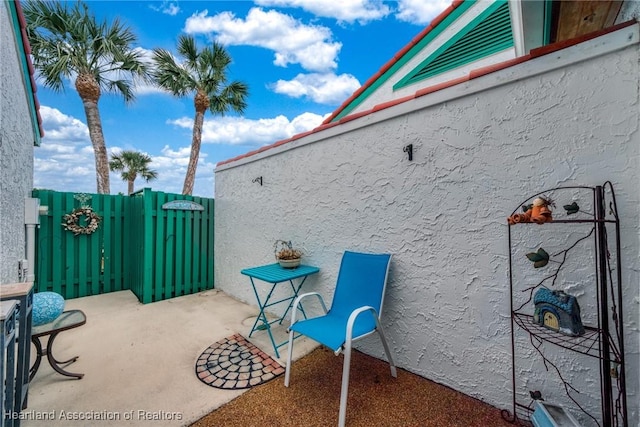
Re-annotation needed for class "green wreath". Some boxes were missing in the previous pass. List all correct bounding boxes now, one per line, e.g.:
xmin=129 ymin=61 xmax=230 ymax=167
xmin=62 ymin=207 xmax=101 ymax=235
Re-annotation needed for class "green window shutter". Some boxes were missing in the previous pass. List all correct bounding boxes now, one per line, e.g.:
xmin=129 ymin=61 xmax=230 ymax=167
xmin=394 ymin=0 xmax=513 ymax=90
xmin=329 ymin=0 xmax=477 ymax=123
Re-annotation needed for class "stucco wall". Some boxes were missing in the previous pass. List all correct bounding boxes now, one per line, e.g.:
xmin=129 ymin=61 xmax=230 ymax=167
xmin=0 ymin=2 xmax=35 ymax=284
xmin=620 ymin=0 xmax=640 ymax=22
xmin=215 ymin=28 xmax=640 ymax=425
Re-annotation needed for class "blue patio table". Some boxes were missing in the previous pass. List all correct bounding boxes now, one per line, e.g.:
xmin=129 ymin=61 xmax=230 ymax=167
xmin=241 ymin=263 xmax=319 ymax=358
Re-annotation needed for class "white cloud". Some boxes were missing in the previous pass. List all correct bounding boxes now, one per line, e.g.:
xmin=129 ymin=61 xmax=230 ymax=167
xmin=150 ymin=1 xmax=181 ymax=16
xmin=34 ymin=106 xmax=213 ymax=196
xmin=290 ymin=112 xmax=330 ymax=131
xmin=34 ymin=107 xmax=95 ymax=191
xmin=167 ymin=112 xmax=328 ymax=146
xmin=146 ymin=146 xmax=216 ymax=196
xmin=255 ymin=0 xmax=390 ymax=23
xmin=35 ymin=106 xmax=326 ymax=197
xmin=38 ymin=143 xmax=76 ymax=154
xmin=39 ymin=106 xmax=90 ymax=143
xmin=184 ymin=7 xmax=341 ymax=72
xmin=159 ymin=145 xmax=192 ymax=159
xmin=271 ymin=72 xmax=360 ymax=104
xmin=395 ymin=0 xmax=450 ymax=25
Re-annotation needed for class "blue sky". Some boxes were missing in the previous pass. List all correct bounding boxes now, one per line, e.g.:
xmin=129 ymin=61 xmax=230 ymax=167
xmin=34 ymin=0 xmax=449 ymax=197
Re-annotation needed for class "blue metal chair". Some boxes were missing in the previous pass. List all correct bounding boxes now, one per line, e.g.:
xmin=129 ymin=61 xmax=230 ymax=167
xmin=284 ymin=251 xmax=397 ymax=427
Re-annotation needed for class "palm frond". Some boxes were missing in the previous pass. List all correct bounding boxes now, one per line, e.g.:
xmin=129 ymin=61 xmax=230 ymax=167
xmin=151 ymin=48 xmax=196 ymax=96
xmin=177 ymin=35 xmax=199 ymax=65
xmin=106 ymin=80 xmax=135 ymax=103
xmin=210 ymin=81 xmax=249 ymax=115
xmin=109 ymin=150 xmax=158 ymax=185
xmin=24 ymin=0 xmax=150 ymax=99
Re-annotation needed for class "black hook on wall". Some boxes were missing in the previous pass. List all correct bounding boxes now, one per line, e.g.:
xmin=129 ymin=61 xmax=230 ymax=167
xmin=403 ymin=144 xmax=413 ymax=161
xmin=252 ymin=176 xmax=263 ymax=186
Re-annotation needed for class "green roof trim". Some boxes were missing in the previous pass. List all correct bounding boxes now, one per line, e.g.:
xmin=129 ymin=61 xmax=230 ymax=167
xmin=543 ymin=0 xmax=553 ymax=45
xmin=330 ymin=0 xmax=477 ymax=123
xmin=8 ymin=1 xmax=41 ymax=147
xmin=394 ymin=0 xmax=513 ymax=90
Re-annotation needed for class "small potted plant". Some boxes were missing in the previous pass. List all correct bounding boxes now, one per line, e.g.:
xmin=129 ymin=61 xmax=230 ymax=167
xmin=274 ymin=240 xmax=302 ymax=268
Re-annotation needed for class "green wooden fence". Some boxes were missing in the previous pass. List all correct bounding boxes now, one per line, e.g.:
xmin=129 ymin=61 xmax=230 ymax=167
xmin=33 ymin=189 xmax=214 ymax=303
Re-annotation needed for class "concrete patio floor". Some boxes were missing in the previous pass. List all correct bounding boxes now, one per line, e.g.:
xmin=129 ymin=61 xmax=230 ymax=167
xmin=21 ymin=289 xmax=319 ymax=426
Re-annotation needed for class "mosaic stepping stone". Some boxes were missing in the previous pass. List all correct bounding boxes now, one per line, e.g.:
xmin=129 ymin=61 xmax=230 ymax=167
xmin=195 ymin=334 xmax=285 ymax=389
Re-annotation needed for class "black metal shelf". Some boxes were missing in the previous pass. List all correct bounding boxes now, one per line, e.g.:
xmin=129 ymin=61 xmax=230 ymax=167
xmin=513 ymin=313 xmax=615 ymax=360
xmin=503 ymin=183 xmax=628 ymax=427
xmin=537 ymin=219 xmax=617 ymax=224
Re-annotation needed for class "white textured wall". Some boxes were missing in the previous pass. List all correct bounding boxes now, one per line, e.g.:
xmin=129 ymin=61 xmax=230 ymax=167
xmin=619 ymin=0 xmax=640 ymax=22
xmin=0 ymin=2 xmax=35 ymax=284
xmin=215 ymin=27 xmax=640 ymax=425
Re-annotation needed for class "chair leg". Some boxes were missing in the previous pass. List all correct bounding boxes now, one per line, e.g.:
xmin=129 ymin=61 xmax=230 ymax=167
xmin=284 ymin=328 xmax=295 ymax=387
xmin=377 ymin=326 xmax=397 ymax=378
xmin=338 ymin=340 xmax=352 ymax=427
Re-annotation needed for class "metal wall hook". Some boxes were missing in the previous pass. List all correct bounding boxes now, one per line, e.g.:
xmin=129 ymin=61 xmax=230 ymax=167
xmin=252 ymin=176 xmax=263 ymax=186
xmin=403 ymin=144 xmax=413 ymax=161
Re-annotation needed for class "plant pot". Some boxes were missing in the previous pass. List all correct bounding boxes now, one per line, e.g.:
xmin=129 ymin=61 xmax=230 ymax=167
xmin=278 ymin=258 xmax=301 ymax=268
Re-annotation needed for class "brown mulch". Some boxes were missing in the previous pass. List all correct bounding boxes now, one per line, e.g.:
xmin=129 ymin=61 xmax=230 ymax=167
xmin=191 ymin=347 xmax=514 ymax=427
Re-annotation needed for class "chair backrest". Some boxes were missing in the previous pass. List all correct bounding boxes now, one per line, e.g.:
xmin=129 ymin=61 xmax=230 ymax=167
xmin=330 ymin=251 xmax=392 ymax=320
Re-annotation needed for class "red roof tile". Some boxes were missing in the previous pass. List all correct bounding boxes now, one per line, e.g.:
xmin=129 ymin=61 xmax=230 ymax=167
xmin=467 ymin=56 xmax=531 ymax=80
xmin=371 ymin=95 xmax=416 ymax=112
xmin=415 ymin=75 xmax=469 ymax=97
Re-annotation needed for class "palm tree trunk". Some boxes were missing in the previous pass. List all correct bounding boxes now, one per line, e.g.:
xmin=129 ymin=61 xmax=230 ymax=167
xmin=127 ymin=179 xmax=135 ymax=195
xmin=183 ymin=110 xmax=204 ymax=195
xmin=82 ymin=99 xmax=110 ymax=194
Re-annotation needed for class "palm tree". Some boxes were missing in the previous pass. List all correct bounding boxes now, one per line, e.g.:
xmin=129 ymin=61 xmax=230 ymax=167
xmin=109 ymin=150 xmax=158 ymax=195
xmin=152 ymin=35 xmax=248 ymax=195
xmin=24 ymin=0 xmax=150 ymax=194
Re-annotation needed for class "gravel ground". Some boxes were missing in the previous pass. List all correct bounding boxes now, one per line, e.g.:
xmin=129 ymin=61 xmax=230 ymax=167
xmin=191 ymin=347 xmax=515 ymax=427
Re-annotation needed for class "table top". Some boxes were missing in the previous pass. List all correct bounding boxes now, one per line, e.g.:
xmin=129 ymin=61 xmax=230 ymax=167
xmin=0 ymin=282 xmax=34 ymax=299
xmin=241 ymin=263 xmax=319 ymax=283
xmin=32 ymin=309 xmax=86 ymax=336
xmin=1 ymin=300 xmax=18 ymax=320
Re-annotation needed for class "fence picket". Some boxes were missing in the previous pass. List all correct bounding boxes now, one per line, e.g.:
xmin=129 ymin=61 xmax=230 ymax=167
xmin=192 ymin=205 xmax=201 ymax=291
xmin=174 ymin=207 xmax=185 ymax=298
xmin=102 ymin=196 xmax=112 ymax=293
xmin=154 ymin=191 xmax=165 ymax=301
xmin=48 ymin=191 xmax=61 ymax=295
xmin=63 ymin=192 xmax=75 ymax=298
xmin=183 ymin=208 xmax=193 ymax=297
xmin=89 ymin=198 xmax=101 ymax=296
xmin=204 ymin=197 xmax=214 ymax=289
xmin=164 ymin=193 xmax=176 ymax=298
xmin=127 ymin=195 xmax=144 ymax=300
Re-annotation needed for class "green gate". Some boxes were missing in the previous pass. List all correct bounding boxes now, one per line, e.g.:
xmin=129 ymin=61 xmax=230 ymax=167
xmin=33 ymin=189 xmax=214 ymax=303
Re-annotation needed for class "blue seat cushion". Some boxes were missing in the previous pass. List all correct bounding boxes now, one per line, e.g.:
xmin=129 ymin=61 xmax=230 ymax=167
xmin=290 ymin=310 xmax=377 ymax=352
xmin=32 ymin=292 xmax=65 ymax=326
